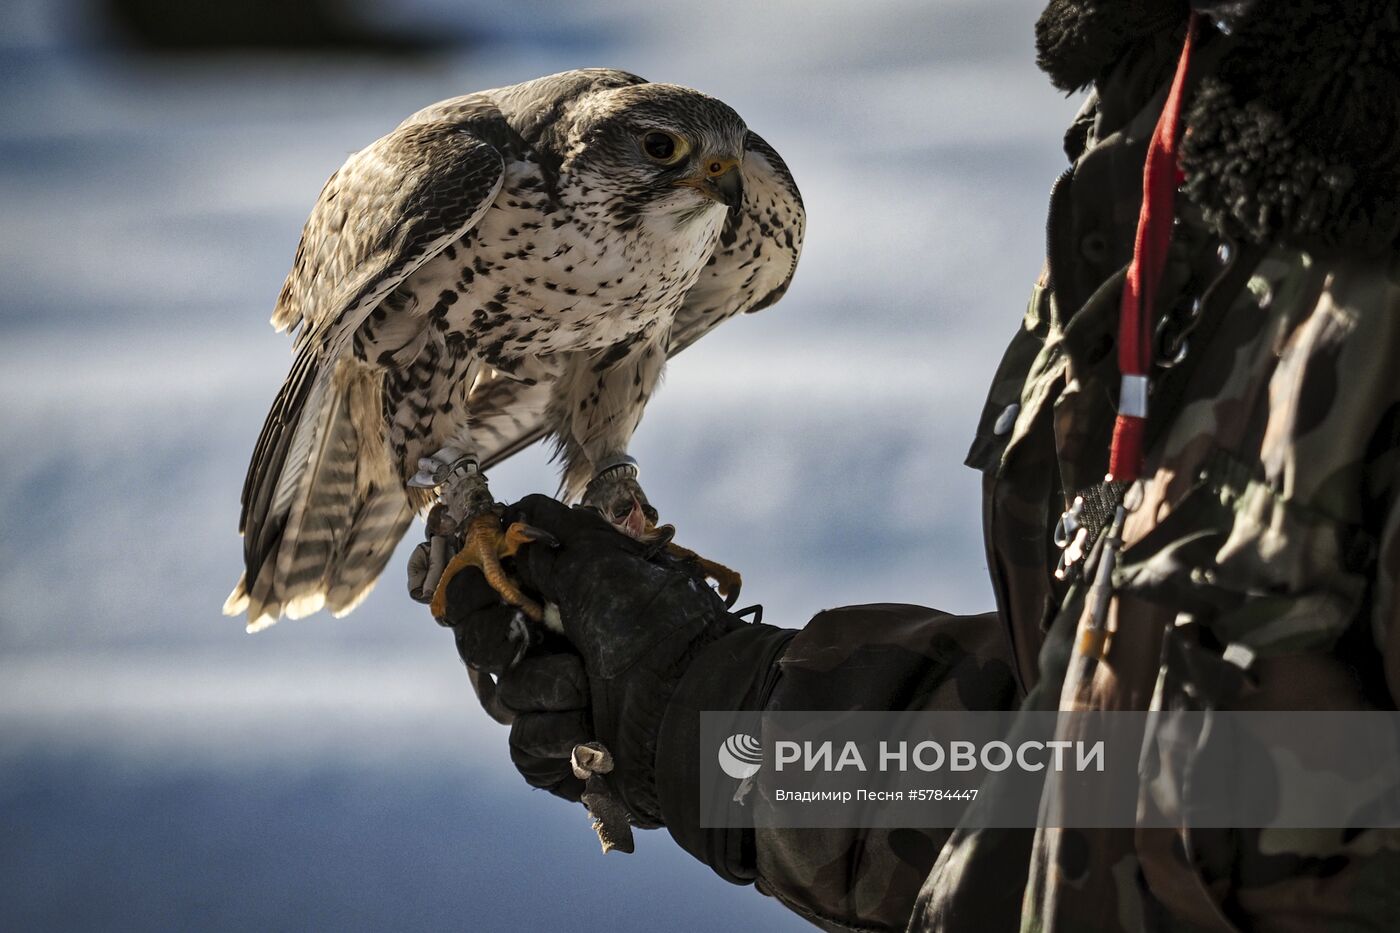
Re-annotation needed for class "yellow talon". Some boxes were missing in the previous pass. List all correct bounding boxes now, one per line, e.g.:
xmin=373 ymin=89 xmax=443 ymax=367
xmin=431 ymin=514 xmax=549 ymax=622
xmin=664 ymin=540 xmax=742 ymax=604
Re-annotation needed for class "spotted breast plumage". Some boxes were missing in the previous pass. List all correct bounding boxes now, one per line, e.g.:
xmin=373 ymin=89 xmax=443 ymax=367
xmin=225 ymin=68 xmax=805 ymax=631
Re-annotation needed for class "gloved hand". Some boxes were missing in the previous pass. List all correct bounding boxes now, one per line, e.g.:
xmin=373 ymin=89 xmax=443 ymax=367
xmin=418 ymin=494 xmax=747 ymax=825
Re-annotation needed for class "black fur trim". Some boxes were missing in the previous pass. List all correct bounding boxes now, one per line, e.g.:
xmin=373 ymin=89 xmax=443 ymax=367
xmin=1035 ymin=0 xmax=1188 ymax=92
xmin=1037 ymin=0 xmax=1400 ymax=258
xmin=1179 ymin=1 xmax=1400 ymax=258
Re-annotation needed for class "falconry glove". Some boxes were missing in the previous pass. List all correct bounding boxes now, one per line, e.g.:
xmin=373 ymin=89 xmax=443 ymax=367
xmin=433 ymin=494 xmax=752 ymax=825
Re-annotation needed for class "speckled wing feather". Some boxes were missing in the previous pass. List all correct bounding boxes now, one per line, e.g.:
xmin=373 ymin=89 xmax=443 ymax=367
xmin=469 ymin=129 xmax=805 ymax=472
xmin=271 ymin=111 xmax=508 ymax=353
xmin=229 ymin=113 xmax=506 ymax=629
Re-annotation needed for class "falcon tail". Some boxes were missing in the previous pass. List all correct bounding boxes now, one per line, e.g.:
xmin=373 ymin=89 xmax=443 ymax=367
xmin=226 ymin=350 xmax=413 ymax=632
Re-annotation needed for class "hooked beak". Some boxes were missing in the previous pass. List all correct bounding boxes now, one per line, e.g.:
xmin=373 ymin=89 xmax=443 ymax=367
xmin=675 ymin=156 xmax=744 ymax=210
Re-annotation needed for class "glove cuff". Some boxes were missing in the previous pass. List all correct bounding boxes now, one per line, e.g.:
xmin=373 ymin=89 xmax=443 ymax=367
xmin=654 ymin=622 xmax=796 ymax=883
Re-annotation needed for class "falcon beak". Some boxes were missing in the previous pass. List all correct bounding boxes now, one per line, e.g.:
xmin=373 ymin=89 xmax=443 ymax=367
xmin=676 ymin=156 xmax=744 ymax=210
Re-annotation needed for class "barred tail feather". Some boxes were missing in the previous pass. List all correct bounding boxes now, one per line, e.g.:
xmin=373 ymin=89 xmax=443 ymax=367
xmin=325 ymin=485 xmax=413 ymax=617
xmin=227 ymin=353 xmax=407 ymax=632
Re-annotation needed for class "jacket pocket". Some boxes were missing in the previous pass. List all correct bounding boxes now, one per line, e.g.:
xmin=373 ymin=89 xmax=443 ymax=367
xmin=1114 ymin=449 xmax=1370 ymax=657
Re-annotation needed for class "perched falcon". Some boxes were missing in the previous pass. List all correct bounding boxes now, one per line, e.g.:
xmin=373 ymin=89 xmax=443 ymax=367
xmin=225 ymin=68 xmax=805 ymax=632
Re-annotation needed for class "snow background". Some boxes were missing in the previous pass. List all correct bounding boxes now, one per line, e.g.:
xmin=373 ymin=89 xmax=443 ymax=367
xmin=0 ymin=0 xmax=1080 ymax=928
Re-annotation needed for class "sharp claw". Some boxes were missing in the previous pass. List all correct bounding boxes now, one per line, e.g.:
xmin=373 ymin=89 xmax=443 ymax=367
xmin=617 ymin=498 xmax=648 ymax=540
xmin=432 ymin=514 xmax=545 ymax=623
xmin=663 ymin=540 xmax=741 ymax=607
xmin=508 ymin=522 xmax=559 ymax=549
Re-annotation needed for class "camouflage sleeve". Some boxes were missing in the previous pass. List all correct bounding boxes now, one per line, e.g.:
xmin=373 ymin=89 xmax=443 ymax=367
xmin=1214 ymin=264 xmax=1400 ymax=932
xmin=656 ymin=605 xmax=1019 ymax=932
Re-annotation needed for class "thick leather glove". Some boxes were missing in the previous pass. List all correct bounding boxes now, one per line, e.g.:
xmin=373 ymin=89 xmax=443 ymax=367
xmin=430 ymin=494 xmax=746 ymax=825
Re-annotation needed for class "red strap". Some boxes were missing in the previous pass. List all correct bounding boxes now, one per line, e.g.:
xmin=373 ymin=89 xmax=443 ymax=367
xmin=1107 ymin=12 xmax=1200 ymax=483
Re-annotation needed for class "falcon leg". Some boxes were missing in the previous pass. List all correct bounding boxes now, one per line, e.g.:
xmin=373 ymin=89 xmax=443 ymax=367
xmin=582 ymin=457 xmax=742 ymax=606
xmin=582 ymin=456 xmax=659 ymax=541
xmin=410 ymin=450 xmax=550 ymax=623
xmin=429 ymin=514 xmax=553 ymax=622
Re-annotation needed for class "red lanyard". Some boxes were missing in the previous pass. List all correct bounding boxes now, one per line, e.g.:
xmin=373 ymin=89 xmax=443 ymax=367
xmin=1107 ymin=12 xmax=1200 ymax=484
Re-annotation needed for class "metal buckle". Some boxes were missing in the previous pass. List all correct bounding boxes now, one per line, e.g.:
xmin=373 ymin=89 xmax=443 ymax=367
xmin=1054 ymin=496 xmax=1089 ymax=581
xmin=1053 ymin=496 xmax=1084 ymax=549
xmin=1155 ymin=296 xmax=1201 ymax=370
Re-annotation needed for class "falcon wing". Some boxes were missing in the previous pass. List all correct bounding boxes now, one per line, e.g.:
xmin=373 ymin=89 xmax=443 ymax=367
xmin=471 ymin=129 xmax=805 ymax=472
xmin=271 ymin=112 xmax=506 ymax=352
xmin=229 ymin=113 xmax=506 ymax=629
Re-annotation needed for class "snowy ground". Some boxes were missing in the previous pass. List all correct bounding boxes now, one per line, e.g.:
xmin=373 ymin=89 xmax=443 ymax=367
xmin=0 ymin=0 xmax=1081 ymax=929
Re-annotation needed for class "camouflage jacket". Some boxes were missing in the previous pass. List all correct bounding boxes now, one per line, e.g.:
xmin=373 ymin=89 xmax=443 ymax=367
xmin=655 ymin=4 xmax=1400 ymax=931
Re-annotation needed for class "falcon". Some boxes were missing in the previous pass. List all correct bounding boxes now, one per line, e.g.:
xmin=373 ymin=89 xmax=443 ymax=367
xmin=224 ymin=68 xmax=805 ymax=632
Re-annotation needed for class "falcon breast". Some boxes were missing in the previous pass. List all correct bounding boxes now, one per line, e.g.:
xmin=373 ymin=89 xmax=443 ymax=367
xmin=225 ymin=68 xmax=805 ymax=631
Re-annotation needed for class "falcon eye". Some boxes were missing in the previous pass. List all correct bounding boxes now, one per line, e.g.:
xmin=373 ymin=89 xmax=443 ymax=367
xmin=640 ymin=131 xmax=687 ymax=165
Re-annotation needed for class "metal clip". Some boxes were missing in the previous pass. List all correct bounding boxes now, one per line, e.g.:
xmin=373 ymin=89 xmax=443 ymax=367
xmin=1053 ymin=496 xmax=1085 ymax=549
xmin=1053 ymin=496 xmax=1089 ymax=581
xmin=1154 ymin=316 xmax=1189 ymax=369
xmin=1055 ymin=526 xmax=1090 ymax=581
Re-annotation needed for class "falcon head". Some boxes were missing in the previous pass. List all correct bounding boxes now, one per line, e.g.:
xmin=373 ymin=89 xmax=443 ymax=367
xmin=566 ymin=82 xmax=748 ymax=219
